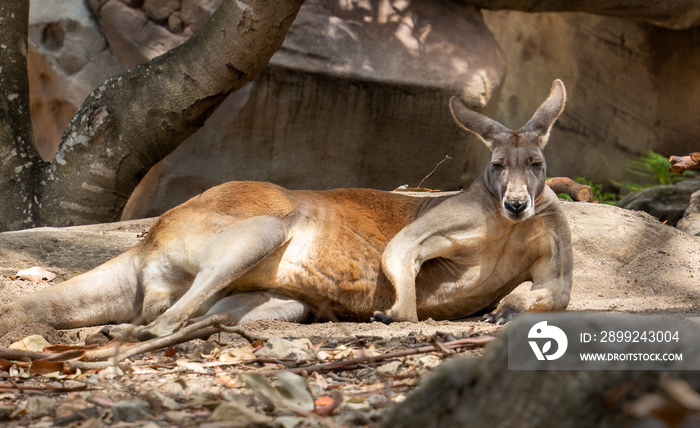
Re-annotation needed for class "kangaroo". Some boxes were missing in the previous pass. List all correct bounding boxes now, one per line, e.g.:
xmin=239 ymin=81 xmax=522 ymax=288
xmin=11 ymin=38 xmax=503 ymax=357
xmin=0 ymin=80 xmax=572 ymax=341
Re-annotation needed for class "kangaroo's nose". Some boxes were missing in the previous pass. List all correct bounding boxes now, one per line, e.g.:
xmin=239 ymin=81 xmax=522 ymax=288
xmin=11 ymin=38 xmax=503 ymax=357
xmin=504 ymin=200 xmax=528 ymax=215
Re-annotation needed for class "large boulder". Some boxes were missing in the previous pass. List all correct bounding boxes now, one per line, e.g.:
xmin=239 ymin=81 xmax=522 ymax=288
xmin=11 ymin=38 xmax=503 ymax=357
xmin=678 ymin=190 xmax=700 ymax=237
xmin=463 ymin=0 xmax=700 ymax=29
xmin=118 ymin=0 xmax=507 ymax=218
xmin=616 ymin=179 xmax=700 ymax=226
xmin=26 ymin=0 xmax=700 ymax=221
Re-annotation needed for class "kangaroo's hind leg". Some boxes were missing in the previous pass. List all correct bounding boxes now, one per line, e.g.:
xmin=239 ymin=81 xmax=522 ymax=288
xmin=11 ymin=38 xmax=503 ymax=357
xmin=132 ymin=215 xmax=290 ymax=340
xmin=0 ymin=248 xmax=142 ymax=338
xmin=193 ymin=291 xmax=311 ymax=325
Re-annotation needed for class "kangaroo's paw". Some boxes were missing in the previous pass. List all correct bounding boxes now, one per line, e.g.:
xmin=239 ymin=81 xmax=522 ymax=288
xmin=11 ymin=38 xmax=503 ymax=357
xmin=106 ymin=323 xmax=140 ymax=341
xmin=133 ymin=319 xmax=183 ymax=341
xmin=106 ymin=319 xmax=183 ymax=342
xmin=372 ymin=311 xmax=393 ymax=325
xmin=372 ymin=307 xmax=419 ymax=324
xmin=481 ymin=307 xmax=520 ymax=325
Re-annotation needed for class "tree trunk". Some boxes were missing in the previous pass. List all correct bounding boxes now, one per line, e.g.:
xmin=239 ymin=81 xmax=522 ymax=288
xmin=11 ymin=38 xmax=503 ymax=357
xmin=0 ymin=0 xmax=304 ymax=231
xmin=0 ymin=0 xmax=45 ymax=231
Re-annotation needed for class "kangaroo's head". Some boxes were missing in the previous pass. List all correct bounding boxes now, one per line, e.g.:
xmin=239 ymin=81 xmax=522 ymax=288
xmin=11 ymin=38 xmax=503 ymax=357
xmin=450 ymin=80 xmax=566 ymax=222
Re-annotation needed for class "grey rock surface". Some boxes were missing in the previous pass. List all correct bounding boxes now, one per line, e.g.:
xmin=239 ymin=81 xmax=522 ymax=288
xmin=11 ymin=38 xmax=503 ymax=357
xmin=616 ymin=179 xmax=700 ymax=226
xmin=677 ymin=190 xmax=700 ymax=237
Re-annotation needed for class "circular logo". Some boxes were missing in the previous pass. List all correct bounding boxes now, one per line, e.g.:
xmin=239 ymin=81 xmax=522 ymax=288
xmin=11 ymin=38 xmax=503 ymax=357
xmin=528 ymin=321 xmax=568 ymax=360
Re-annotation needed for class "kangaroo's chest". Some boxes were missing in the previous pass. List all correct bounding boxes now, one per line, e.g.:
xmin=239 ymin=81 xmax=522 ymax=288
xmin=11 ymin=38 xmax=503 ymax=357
xmin=414 ymin=219 xmax=550 ymax=319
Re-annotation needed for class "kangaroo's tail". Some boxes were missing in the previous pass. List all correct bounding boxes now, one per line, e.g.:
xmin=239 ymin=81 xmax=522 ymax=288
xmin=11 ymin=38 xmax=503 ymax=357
xmin=0 ymin=247 xmax=142 ymax=337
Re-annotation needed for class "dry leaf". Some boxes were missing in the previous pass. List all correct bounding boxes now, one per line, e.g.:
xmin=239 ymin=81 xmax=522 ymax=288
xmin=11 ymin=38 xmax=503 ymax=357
xmin=353 ymin=344 xmax=380 ymax=359
xmin=313 ymin=371 xmax=329 ymax=389
xmin=97 ymin=366 xmax=124 ymax=380
xmin=16 ymin=266 xmax=56 ymax=283
xmin=43 ymin=343 xmax=98 ymax=353
xmin=313 ymin=395 xmax=339 ymax=417
xmin=214 ymin=374 xmax=242 ymax=388
xmin=9 ymin=335 xmax=51 ymax=352
xmin=331 ymin=345 xmax=353 ymax=360
xmin=30 ymin=360 xmax=67 ymax=376
xmin=243 ymin=371 xmax=315 ymax=412
xmin=40 ymin=371 xmax=67 ymax=380
xmin=176 ymin=359 xmax=207 ymax=373
xmin=218 ymin=344 xmax=255 ymax=363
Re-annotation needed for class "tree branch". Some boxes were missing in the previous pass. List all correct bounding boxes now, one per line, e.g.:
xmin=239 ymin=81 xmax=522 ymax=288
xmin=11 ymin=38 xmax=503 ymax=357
xmin=0 ymin=0 xmax=45 ymax=231
xmin=35 ymin=0 xmax=304 ymax=227
xmin=669 ymin=152 xmax=700 ymax=174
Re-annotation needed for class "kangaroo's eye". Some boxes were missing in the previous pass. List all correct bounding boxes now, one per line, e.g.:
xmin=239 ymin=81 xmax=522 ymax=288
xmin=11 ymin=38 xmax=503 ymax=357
xmin=491 ymin=163 xmax=504 ymax=172
xmin=531 ymin=162 xmax=543 ymax=169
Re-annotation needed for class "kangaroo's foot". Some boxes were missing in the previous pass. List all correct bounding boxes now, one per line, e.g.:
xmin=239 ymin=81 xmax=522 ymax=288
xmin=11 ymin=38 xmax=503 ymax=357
xmin=372 ymin=307 xmax=419 ymax=324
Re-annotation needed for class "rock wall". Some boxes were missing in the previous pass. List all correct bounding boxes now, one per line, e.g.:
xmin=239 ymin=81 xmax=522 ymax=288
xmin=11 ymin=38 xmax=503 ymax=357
xmin=482 ymin=10 xmax=700 ymax=187
xmin=120 ymin=0 xmax=506 ymax=218
xmin=27 ymin=0 xmax=506 ymax=220
xmin=26 ymin=0 xmax=700 ymax=220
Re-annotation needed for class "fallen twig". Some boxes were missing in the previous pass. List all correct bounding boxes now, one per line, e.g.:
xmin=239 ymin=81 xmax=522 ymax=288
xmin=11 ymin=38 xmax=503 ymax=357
xmin=257 ymin=336 xmax=494 ymax=376
xmin=394 ymin=155 xmax=453 ymax=192
xmin=418 ymin=155 xmax=452 ymax=189
xmin=73 ymin=315 xmax=257 ymax=369
xmin=0 ymin=316 xmax=258 ymax=372
xmin=428 ymin=336 xmax=455 ymax=356
xmin=0 ymin=382 xmax=89 ymax=393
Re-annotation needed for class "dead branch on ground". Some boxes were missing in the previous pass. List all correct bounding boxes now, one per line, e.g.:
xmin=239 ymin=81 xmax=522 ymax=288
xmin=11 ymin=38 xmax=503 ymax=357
xmin=258 ymin=336 xmax=495 ymax=377
xmin=546 ymin=177 xmax=592 ymax=202
xmin=0 ymin=315 xmax=258 ymax=371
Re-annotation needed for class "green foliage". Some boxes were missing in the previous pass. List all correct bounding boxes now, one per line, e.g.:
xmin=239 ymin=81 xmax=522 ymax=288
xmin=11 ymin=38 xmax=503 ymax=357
xmin=612 ymin=150 xmax=696 ymax=192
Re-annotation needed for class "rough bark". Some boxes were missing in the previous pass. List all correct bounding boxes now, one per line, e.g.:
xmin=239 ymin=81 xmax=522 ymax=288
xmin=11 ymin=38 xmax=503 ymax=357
xmin=0 ymin=0 xmax=45 ymax=231
xmin=461 ymin=0 xmax=700 ymax=29
xmin=0 ymin=0 xmax=304 ymax=231
xmin=545 ymin=177 xmax=592 ymax=202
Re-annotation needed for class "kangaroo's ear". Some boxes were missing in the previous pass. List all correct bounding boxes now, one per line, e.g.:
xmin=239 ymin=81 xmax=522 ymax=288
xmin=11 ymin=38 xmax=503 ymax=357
xmin=520 ymin=79 xmax=566 ymax=149
xmin=450 ymin=96 xmax=509 ymax=152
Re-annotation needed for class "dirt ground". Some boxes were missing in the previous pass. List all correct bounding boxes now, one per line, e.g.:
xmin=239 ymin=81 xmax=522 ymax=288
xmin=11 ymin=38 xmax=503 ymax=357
xmin=0 ymin=203 xmax=699 ymax=426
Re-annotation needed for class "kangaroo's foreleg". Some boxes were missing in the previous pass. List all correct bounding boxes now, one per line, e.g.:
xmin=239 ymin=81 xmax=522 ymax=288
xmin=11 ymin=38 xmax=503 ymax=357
xmin=483 ymin=234 xmax=573 ymax=324
xmin=377 ymin=228 xmax=456 ymax=323
xmin=132 ymin=216 xmax=289 ymax=340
